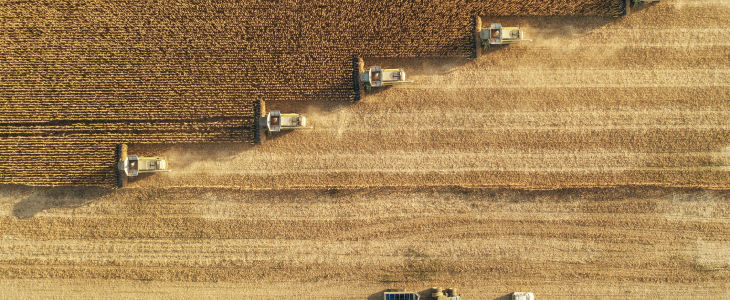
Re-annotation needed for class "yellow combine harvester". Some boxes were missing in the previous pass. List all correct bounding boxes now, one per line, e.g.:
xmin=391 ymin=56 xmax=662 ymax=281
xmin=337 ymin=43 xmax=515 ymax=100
xmin=252 ymin=100 xmax=312 ymax=144
xmin=480 ymin=23 xmax=531 ymax=46
xmin=360 ymin=66 xmax=413 ymax=90
xmin=260 ymin=110 xmax=312 ymax=132
xmin=116 ymin=143 xmax=170 ymax=188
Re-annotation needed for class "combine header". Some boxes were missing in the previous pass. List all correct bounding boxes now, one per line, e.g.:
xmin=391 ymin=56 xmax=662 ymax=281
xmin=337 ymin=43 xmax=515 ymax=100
xmin=116 ymin=144 xmax=171 ymax=188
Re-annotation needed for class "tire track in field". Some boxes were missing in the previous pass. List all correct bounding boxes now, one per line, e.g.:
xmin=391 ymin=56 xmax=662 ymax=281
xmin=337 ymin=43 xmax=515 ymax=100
xmin=188 ymin=109 xmax=730 ymax=177
xmin=147 ymin=108 xmax=730 ymax=188
xmin=406 ymin=69 xmax=730 ymax=89
xmin=316 ymin=109 xmax=730 ymax=130
xmin=354 ymin=87 xmax=730 ymax=112
xmin=2 ymin=188 xmax=730 ymax=282
xmin=174 ymin=151 xmax=729 ymax=175
xmin=530 ymin=28 xmax=730 ymax=47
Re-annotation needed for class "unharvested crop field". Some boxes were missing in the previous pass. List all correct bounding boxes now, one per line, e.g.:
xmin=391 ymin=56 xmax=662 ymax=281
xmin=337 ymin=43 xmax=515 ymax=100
xmin=1 ymin=0 xmax=730 ymax=298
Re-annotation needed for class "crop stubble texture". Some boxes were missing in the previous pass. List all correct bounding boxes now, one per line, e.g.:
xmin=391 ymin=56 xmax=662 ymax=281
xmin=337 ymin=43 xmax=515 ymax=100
xmin=1 ymin=187 xmax=729 ymax=286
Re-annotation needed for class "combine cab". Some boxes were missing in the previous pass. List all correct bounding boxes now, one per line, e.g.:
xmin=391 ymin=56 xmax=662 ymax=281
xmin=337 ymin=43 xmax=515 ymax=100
xmin=480 ymin=23 xmax=531 ymax=45
xmin=116 ymin=144 xmax=170 ymax=188
xmin=361 ymin=66 xmax=413 ymax=89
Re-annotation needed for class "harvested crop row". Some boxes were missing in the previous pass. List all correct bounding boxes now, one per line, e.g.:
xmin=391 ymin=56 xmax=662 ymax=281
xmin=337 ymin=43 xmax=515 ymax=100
xmin=1 ymin=187 xmax=729 ymax=285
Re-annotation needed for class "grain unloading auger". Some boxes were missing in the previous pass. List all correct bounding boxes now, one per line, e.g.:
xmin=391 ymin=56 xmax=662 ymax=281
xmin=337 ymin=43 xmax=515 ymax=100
xmin=252 ymin=100 xmax=312 ymax=144
xmin=116 ymin=143 xmax=171 ymax=188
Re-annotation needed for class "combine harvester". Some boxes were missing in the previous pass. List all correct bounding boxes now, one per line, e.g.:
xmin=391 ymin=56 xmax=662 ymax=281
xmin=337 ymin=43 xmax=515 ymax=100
xmin=480 ymin=23 xmax=531 ymax=46
xmin=360 ymin=65 xmax=413 ymax=91
xmin=116 ymin=144 xmax=171 ymax=188
xmin=252 ymin=100 xmax=312 ymax=144
xmin=353 ymin=57 xmax=413 ymax=97
xmin=474 ymin=17 xmax=531 ymax=56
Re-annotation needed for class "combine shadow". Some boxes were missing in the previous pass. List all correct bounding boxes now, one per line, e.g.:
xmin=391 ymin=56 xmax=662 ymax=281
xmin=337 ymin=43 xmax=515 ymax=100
xmin=255 ymin=128 xmax=297 ymax=144
xmin=367 ymin=289 xmax=389 ymax=300
xmin=359 ymin=85 xmax=395 ymax=97
xmin=492 ymin=293 xmax=512 ymax=300
xmin=5 ymin=184 xmax=115 ymax=219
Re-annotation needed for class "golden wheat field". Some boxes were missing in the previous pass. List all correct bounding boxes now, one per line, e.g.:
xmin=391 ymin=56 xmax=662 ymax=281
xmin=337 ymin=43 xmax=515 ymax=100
xmin=1 ymin=0 xmax=730 ymax=298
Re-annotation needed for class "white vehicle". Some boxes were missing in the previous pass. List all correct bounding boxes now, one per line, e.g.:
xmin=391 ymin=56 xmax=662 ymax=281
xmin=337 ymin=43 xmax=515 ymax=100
xmin=512 ymin=292 xmax=534 ymax=300
xmin=260 ymin=110 xmax=311 ymax=132
xmin=118 ymin=155 xmax=169 ymax=177
xmin=480 ymin=23 xmax=531 ymax=45
xmin=360 ymin=66 xmax=413 ymax=88
xmin=116 ymin=143 xmax=171 ymax=188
